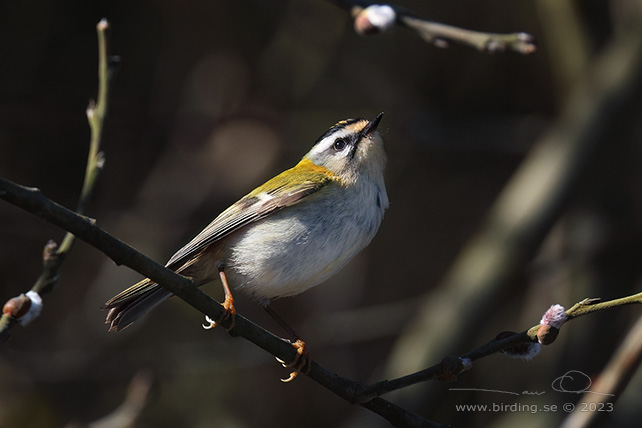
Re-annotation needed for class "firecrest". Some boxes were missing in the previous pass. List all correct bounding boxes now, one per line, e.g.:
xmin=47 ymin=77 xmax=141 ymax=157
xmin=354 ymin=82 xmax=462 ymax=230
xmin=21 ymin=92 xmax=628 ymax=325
xmin=103 ymin=113 xmax=389 ymax=342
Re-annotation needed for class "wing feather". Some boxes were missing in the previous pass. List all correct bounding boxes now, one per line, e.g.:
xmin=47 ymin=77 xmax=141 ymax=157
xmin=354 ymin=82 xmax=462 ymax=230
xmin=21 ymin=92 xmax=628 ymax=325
xmin=165 ymin=161 xmax=336 ymax=268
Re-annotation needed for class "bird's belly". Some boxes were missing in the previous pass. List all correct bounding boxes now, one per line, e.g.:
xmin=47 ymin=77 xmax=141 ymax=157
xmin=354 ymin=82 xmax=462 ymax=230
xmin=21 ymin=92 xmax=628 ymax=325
xmin=223 ymin=200 xmax=381 ymax=303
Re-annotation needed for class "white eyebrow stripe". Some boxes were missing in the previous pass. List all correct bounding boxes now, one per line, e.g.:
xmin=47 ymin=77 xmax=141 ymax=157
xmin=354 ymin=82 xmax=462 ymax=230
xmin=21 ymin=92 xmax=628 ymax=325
xmin=311 ymin=128 xmax=356 ymax=155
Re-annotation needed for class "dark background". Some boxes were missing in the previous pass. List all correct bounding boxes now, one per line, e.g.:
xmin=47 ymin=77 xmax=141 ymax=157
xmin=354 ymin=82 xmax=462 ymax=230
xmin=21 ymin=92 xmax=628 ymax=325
xmin=1 ymin=1 xmax=641 ymax=427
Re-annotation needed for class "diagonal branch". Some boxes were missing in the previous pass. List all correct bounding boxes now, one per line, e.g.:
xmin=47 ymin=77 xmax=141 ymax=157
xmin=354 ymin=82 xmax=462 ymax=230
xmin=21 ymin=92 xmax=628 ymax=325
xmin=0 ymin=177 xmax=445 ymax=428
xmin=5 ymin=175 xmax=639 ymax=426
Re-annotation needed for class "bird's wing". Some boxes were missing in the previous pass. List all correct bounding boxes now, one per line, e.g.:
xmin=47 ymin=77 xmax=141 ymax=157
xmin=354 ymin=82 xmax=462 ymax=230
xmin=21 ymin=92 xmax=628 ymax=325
xmin=165 ymin=161 xmax=337 ymax=269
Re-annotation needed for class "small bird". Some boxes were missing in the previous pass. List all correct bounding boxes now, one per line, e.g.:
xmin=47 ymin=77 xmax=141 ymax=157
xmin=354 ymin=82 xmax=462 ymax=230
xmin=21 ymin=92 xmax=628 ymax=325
xmin=103 ymin=113 xmax=388 ymax=375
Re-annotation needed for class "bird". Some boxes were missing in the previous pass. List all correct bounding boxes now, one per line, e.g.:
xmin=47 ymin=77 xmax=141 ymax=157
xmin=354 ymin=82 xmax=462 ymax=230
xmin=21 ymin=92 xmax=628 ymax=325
xmin=103 ymin=113 xmax=388 ymax=377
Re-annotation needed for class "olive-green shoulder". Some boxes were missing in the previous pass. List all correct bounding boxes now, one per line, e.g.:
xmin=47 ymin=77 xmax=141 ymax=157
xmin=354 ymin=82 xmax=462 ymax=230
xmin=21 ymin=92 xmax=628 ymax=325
xmin=246 ymin=158 xmax=338 ymax=199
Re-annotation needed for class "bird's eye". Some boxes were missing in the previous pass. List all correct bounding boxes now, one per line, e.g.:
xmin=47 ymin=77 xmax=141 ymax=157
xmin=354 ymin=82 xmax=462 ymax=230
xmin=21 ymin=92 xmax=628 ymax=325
xmin=333 ymin=138 xmax=347 ymax=151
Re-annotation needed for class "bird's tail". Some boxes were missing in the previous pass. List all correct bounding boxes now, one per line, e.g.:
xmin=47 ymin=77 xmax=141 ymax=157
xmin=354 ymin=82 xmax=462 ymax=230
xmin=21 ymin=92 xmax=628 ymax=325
xmin=102 ymin=278 xmax=173 ymax=332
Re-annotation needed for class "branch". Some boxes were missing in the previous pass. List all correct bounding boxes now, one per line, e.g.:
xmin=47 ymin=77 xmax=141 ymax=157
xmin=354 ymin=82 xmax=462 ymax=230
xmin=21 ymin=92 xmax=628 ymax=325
xmin=398 ymin=15 xmax=535 ymax=54
xmin=330 ymin=0 xmax=536 ymax=54
xmin=377 ymin=18 xmax=642 ymax=409
xmin=353 ymin=293 xmax=642 ymax=400
xmin=10 ymin=175 xmax=628 ymax=420
xmin=0 ymin=177 xmax=445 ymax=428
xmin=0 ymin=18 xmax=118 ymax=343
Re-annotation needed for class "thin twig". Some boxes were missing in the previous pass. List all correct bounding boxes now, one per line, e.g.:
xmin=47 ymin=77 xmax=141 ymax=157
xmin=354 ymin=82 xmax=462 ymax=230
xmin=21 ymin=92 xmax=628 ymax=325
xmin=353 ymin=293 xmax=642 ymax=401
xmin=0 ymin=19 xmax=117 ymax=343
xmin=0 ymin=178 xmax=445 ymax=428
xmin=377 ymin=19 xmax=642 ymax=409
xmin=564 ymin=294 xmax=642 ymax=320
xmin=398 ymin=15 xmax=536 ymax=54
xmin=329 ymin=0 xmax=536 ymax=54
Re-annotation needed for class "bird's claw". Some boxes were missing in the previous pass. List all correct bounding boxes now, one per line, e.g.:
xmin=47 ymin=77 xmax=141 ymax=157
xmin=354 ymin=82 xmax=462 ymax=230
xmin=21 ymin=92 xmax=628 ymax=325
xmin=276 ymin=339 xmax=310 ymax=382
xmin=202 ymin=315 xmax=218 ymax=330
xmin=202 ymin=297 xmax=236 ymax=331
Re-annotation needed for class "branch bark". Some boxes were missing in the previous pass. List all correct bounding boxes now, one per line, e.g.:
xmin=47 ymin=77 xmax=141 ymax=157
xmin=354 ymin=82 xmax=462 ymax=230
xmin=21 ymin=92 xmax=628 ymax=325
xmin=352 ymin=293 xmax=642 ymax=401
xmin=0 ymin=177 xmax=445 ymax=428
xmin=4 ymin=177 xmax=640 ymax=426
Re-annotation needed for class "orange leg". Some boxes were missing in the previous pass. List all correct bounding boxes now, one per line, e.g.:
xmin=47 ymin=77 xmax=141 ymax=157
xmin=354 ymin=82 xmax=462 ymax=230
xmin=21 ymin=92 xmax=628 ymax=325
xmin=265 ymin=304 xmax=310 ymax=382
xmin=202 ymin=268 xmax=236 ymax=331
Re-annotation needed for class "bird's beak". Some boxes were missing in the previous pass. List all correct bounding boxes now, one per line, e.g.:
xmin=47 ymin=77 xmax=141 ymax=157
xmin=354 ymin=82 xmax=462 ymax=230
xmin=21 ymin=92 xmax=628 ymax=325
xmin=363 ymin=112 xmax=384 ymax=136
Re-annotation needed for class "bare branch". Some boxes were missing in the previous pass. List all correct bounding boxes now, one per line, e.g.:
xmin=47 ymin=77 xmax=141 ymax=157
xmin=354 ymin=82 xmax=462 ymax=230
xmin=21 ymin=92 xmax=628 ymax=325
xmin=379 ymin=19 xmax=642 ymax=404
xmin=330 ymin=0 xmax=536 ymax=54
xmin=398 ymin=15 xmax=536 ymax=54
xmin=0 ymin=178 xmax=445 ymax=428
xmin=4 ymin=177 xmax=637 ymax=425
xmin=353 ymin=293 xmax=642 ymax=400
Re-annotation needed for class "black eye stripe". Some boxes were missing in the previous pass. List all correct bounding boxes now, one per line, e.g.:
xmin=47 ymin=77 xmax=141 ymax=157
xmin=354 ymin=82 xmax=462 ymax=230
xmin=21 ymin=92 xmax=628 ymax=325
xmin=315 ymin=117 xmax=367 ymax=145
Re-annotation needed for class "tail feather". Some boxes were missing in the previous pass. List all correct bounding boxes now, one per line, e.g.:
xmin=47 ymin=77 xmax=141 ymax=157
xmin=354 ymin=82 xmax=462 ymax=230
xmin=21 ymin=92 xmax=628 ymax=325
xmin=103 ymin=278 xmax=173 ymax=331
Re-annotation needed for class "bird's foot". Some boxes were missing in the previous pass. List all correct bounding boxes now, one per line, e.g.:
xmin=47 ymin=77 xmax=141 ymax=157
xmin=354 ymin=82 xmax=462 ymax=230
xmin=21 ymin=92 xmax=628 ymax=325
xmin=202 ymin=295 xmax=236 ymax=331
xmin=276 ymin=339 xmax=310 ymax=382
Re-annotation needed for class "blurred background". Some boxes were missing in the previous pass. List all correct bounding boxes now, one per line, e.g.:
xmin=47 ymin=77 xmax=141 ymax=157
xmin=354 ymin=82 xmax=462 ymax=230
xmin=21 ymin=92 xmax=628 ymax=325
xmin=1 ymin=0 xmax=641 ymax=427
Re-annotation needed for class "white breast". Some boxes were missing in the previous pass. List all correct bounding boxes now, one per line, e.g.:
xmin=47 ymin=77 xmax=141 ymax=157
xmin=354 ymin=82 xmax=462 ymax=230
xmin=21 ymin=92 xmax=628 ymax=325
xmin=224 ymin=179 xmax=387 ymax=304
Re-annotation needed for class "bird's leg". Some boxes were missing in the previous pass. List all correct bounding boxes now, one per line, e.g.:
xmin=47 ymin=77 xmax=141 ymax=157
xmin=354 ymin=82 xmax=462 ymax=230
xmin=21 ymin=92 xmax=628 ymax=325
xmin=264 ymin=304 xmax=310 ymax=382
xmin=202 ymin=267 xmax=236 ymax=331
